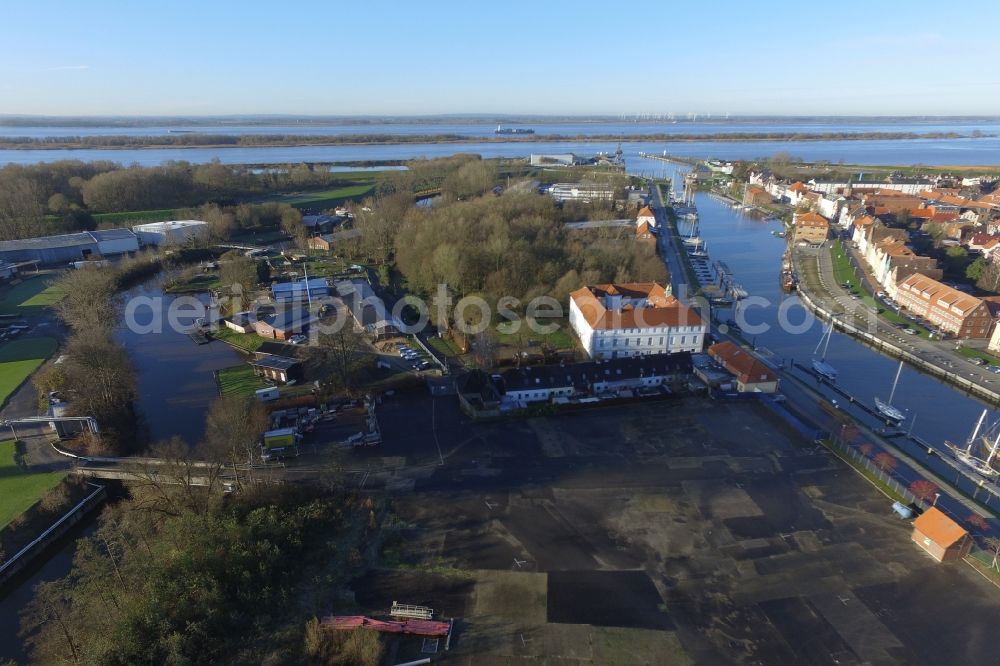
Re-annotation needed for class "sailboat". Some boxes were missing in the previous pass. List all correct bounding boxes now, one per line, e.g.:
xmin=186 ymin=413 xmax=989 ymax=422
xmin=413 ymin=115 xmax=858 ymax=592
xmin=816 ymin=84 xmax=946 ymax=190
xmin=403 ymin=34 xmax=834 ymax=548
xmin=874 ymin=361 xmax=906 ymax=423
xmin=946 ymin=409 xmax=1000 ymax=478
xmin=811 ymin=319 xmax=838 ymax=381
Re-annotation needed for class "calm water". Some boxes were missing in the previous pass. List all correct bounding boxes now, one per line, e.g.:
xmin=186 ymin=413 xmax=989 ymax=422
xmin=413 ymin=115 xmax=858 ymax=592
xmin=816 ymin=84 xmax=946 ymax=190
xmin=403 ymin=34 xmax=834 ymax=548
xmin=115 ymin=278 xmax=244 ymax=445
xmin=3 ymin=119 xmax=1000 ymax=166
xmin=0 ymin=519 xmax=98 ymax=663
xmin=633 ymin=155 xmax=1000 ymax=503
xmin=3 ymin=118 xmax=999 ymax=139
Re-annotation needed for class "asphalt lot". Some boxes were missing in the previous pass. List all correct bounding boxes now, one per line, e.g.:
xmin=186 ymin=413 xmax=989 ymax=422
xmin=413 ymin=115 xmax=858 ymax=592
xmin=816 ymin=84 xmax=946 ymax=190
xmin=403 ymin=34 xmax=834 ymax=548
xmin=339 ymin=392 xmax=1000 ymax=665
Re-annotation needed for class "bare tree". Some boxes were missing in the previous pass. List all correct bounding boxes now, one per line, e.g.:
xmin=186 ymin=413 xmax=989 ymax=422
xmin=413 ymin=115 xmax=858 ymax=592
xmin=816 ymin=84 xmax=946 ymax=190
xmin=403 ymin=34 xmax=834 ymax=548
xmin=203 ymin=395 xmax=268 ymax=487
xmin=125 ymin=437 xmax=227 ymax=516
xmin=985 ymin=536 xmax=1000 ymax=571
xmin=298 ymin=325 xmax=368 ymax=394
xmin=19 ymin=580 xmax=81 ymax=664
xmin=218 ymin=252 xmax=259 ymax=312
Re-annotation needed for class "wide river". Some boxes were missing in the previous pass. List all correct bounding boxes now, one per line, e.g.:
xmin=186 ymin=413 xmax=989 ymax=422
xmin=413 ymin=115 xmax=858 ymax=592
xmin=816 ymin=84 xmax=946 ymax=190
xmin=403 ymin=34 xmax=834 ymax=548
xmin=3 ymin=119 xmax=1000 ymax=166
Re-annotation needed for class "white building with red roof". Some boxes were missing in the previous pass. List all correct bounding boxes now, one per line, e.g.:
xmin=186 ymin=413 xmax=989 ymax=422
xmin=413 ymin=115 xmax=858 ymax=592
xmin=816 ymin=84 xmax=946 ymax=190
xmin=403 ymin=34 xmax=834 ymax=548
xmin=568 ymin=282 xmax=706 ymax=359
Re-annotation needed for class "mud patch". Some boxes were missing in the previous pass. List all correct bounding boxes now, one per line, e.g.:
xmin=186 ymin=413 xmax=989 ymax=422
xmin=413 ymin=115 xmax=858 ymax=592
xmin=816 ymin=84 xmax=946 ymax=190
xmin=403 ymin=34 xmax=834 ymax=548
xmin=546 ymin=570 xmax=670 ymax=630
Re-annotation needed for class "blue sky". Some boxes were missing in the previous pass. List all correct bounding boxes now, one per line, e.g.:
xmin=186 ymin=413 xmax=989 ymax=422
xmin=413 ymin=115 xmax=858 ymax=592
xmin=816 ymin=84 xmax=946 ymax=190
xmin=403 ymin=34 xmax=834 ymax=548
xmin=1 ymin=0 xmax=998 ymax=116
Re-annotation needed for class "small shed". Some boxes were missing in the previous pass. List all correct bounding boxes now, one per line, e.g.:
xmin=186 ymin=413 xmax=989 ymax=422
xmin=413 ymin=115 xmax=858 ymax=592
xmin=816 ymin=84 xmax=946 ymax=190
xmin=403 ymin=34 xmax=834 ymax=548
xmin=250 ymin=355 xmax=302 ymax=384
xmin=911 ymin=507 xmax=972 ymax=563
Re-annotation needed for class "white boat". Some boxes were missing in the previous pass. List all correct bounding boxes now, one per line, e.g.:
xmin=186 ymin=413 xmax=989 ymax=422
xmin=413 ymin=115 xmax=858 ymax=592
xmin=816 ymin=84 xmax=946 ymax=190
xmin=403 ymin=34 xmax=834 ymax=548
xmin=874 ymin=361 xmax=906 ymax=423
xmin=946 ymin=409 xmax=1000 ymax=477
xmin=811 ymin=319 xmax=838 ymax=381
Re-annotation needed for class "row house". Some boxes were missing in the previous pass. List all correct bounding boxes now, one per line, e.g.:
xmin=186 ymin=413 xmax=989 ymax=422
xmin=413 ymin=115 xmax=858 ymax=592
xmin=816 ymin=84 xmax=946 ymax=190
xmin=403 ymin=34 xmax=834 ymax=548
xmin=816 ymin=193 xmax=846 ymax=220
xmin=895 ymin=274 xmax=993 ymax=338
xmin=853 ymin=219 xmax=903 ymax=256
xmin=784 ymin=182 xmax=811 ymax=207
xmin=840 ymin=202 xmax=868 ymax=229
xmin=498 ymin=352 xmax=693 ymax=405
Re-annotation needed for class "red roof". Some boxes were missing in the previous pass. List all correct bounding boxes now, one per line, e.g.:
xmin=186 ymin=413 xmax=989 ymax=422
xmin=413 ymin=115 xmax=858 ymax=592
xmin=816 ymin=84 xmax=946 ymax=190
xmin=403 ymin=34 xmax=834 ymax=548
xmin=708 ymin=341 xmax=778 ymax=385
xmin=913 ymin=507 xmax=967 ymax=548
xmin=794 ymin=211 xmax=829 ymax=227
xmin=570 ymin=283 xmax=702 ymax=330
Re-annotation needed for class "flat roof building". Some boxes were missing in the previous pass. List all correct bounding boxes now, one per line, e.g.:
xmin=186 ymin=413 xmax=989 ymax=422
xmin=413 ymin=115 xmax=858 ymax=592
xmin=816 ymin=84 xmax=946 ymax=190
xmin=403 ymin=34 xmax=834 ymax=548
xmin=0 ymin=232 xmax=97 ymax=264
xmin=271 ymin=278 xmax=330 ymax=302
xmin=132 ymin=220 xmax=208 ymax=246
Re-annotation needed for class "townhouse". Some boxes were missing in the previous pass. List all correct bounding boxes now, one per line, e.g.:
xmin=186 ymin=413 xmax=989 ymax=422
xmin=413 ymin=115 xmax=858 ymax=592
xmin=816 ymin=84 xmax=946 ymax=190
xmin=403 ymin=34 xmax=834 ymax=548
xmin=895 ymin=274 xmax=993 ymax=338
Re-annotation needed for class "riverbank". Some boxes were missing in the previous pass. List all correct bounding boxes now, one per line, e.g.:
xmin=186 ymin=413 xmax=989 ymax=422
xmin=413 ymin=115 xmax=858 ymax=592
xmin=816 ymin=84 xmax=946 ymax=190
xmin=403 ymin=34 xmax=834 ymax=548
xmin=793 ymin=245 xmax=1000 ymax=405
xmin=0 ymin=131 xmax=983 ymax=150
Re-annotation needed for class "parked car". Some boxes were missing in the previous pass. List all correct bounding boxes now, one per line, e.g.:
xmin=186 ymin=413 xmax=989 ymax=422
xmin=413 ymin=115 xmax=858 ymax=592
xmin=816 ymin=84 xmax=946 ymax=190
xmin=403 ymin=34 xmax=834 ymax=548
xmin=288 ymin=334 xmax=308 ymax=345
xmin=902 ymin=328 xmax=916 ymax=335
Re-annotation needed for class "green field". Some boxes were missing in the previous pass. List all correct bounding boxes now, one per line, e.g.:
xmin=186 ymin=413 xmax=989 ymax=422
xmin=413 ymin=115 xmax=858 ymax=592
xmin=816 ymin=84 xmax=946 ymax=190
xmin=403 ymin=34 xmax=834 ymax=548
xmin=211 ymin=327 xmax=266 ymax=352
xmin=0 ymin=439 xmax=66 ymax=528
xmin=271 ymin=184 xmax=375 ymax=209
xmin=0 ymin=276 xmax=67 ymax=315
xmin=0 ymin=337 xmax=58 ymax=405
xmin=216 ymin=364 xmax=266 ymax=396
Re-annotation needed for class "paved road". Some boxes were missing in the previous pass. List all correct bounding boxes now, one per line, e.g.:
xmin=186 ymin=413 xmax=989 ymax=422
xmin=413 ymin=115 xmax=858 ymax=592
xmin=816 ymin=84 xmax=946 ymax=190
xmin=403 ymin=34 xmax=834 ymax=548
xmin=797 ymin=241 xmax=1000 ymax=394
xmin=649 ymin=181 xmax=691 ymax=303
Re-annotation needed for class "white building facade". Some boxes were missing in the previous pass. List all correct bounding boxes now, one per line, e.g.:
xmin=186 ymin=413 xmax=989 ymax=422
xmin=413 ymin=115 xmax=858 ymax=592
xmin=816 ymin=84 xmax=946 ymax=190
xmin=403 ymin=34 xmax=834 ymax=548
xmin=569 ymin=283 xmax=706 ymax=359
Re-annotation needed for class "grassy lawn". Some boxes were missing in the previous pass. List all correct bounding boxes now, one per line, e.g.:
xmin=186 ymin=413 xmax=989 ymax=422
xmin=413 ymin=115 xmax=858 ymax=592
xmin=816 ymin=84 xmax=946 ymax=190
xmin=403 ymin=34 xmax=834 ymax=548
xmin=0 ymin=337 xmax=58 ymax=405
xmin=496 ymin=318 xmax=575 ymax=350
xmin=92 ymin=208 xmax=181 ymax=226
xmin=271 ymin=184 xmax=375 ymax=209
xmin=0 ymin=439 xmax=66 ymax=528
xmin=955 ymin=345 xmax=1000 ymax=366
xmin=165 ymin=273 xmax=221 ymax=294
xmin=216 ymin=364 xmax=265 ymax=396
xmin=0 ymin=276 xmax=67 ymax=315
xmin=829 ymin=240 xmax=931 ymax=338
xmin=211 ymin=327 xmax=266 ymax=352
xmin=427 ymin=336 xmax=462 ymax=358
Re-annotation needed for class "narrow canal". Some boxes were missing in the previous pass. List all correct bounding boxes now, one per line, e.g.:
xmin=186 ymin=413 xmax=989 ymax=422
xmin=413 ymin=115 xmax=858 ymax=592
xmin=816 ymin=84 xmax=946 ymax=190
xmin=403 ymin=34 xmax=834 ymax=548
xmin=115 ymin=275 xmax=246 ymax=445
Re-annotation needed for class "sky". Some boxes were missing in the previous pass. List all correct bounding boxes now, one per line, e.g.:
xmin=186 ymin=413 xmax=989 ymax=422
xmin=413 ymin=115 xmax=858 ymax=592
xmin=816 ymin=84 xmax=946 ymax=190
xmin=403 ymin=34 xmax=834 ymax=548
xmin=1 ymin=0 xmax=999 ymax=117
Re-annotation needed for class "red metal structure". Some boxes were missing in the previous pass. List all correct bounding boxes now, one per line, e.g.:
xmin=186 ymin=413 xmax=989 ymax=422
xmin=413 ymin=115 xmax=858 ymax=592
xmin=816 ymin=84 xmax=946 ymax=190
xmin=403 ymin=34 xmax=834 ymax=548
xmin=320 ymin=615 xmax=451 ymax=638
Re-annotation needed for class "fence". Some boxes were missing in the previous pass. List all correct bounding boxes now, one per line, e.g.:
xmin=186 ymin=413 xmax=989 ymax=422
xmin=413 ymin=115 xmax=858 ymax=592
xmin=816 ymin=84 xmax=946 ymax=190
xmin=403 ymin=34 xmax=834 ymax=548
xmin=830 ymin=437 xmax=920 ymax=507
xmin=0 ymin=482 xmax=107 ymax=585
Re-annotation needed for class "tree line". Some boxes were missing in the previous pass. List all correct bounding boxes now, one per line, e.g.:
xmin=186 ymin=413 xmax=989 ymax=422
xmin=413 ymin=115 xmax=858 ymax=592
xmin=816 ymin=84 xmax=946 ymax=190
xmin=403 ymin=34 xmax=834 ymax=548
xmin=0 ymin=130 xmax=974 ymax=150
xmin=0 ymin=155 xmax=503 ymax=241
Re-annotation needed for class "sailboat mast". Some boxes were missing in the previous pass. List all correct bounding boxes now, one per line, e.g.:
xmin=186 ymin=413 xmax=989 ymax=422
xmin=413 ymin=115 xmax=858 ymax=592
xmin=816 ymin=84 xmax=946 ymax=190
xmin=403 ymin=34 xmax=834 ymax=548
xmin=813 ymin=319 xmax=833 ymax=362
xmin=986 ymin=432 xmax=1000 ymax=466
xmin=887 ymin=361 xmax=903 ymax=405
xmin=967 ymin=409 xmax=989 ymax=452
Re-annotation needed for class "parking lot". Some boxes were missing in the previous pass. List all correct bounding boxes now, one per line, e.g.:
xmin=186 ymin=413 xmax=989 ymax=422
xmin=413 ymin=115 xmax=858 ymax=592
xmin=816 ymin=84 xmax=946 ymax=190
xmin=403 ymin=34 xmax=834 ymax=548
xmin=342 ymin=393 xmax=1000 ymax=664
